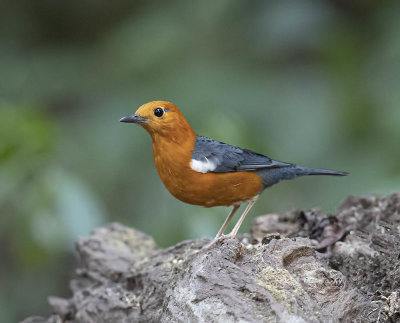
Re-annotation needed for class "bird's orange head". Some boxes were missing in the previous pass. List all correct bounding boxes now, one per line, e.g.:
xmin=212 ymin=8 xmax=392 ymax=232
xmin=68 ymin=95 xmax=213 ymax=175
xmin=120 ymin=101 xmax=196 ymax=143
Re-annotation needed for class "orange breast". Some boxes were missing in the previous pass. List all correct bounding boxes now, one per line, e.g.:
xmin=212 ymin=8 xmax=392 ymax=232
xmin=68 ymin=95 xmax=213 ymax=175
xmin=152 ymin=136 xmax=263 ymax=207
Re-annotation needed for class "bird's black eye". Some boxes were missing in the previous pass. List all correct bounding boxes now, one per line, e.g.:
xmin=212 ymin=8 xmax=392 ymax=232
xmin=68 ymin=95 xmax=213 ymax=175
xmin=154 ymin=107 xmax=164 ymax=118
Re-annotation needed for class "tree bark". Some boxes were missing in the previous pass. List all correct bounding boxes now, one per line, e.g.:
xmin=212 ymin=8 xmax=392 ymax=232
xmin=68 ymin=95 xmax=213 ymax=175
xmin=23 ymin=193 xmax=400 ymax=322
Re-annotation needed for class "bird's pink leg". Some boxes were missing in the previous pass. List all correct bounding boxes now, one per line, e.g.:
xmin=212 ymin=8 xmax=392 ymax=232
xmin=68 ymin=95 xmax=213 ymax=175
xmin=205 ymin=197 xmax=259 ymax=249
xmin=226 ymin=196 xmax=258 ymax=238
xmin=215 ymin=204 xmax=240 ymax=238
xmin=205 ymin=204 xmax=240 ymax=249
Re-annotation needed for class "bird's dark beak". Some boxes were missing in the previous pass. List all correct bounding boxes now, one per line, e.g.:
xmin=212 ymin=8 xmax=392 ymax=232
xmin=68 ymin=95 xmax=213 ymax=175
xmin=119 ymin=114 xmax=147 ymax=124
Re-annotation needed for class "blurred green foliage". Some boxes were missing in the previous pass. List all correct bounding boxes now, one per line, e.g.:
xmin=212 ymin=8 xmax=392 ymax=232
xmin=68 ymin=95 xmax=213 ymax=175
xmin=1 ymin=0 xmax=399 ymax=320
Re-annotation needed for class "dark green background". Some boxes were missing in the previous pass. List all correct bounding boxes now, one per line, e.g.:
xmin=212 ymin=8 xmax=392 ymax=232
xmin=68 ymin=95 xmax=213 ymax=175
xmin=1 ymin=0 xmax=399 ymax=320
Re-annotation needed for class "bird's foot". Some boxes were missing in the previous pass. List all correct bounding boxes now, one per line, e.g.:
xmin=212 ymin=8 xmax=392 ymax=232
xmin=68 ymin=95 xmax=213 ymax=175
xmin=204 ymin=233 xmax=235 ymax=250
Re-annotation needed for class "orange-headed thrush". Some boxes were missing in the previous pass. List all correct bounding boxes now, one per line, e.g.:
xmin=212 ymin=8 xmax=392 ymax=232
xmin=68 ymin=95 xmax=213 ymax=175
xmin=120 ymin=101 xmax=347 ymax=247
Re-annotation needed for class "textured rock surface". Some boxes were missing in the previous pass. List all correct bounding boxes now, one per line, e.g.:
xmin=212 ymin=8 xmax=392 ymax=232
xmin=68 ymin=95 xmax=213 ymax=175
xmin=22 ymin=193 xmax=400 ymax=323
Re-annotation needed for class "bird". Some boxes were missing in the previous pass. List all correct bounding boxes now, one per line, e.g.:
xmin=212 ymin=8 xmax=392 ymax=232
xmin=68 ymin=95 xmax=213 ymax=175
xmin=120 ymin=101 xmax=348 ymax=247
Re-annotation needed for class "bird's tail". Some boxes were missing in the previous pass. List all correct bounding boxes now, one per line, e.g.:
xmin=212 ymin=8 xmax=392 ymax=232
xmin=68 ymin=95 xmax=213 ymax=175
xmin=293 ymin=166 xmax=348 ymax=177
xmin=257 ymin=166 xmax=348 ymax=188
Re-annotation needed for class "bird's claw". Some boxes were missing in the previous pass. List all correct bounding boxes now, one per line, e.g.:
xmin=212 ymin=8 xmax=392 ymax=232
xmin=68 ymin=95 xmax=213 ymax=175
xmin=204 ymin=233 xmax=234 ymax=250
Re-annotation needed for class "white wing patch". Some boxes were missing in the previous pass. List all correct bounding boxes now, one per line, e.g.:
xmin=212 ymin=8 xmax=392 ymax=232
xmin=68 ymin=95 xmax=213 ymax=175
xmin=190 ymin=158 xmax=217 ymax=173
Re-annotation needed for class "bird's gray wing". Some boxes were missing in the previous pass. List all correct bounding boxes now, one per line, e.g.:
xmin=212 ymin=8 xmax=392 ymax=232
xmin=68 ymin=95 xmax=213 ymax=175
xmin=191 ymin=136 xmax=292 ymax=173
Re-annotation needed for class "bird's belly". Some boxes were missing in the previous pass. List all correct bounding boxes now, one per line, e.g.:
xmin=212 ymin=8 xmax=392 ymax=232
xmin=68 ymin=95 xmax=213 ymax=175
xmin=158 ymin=167 xmax=263 ymax=207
